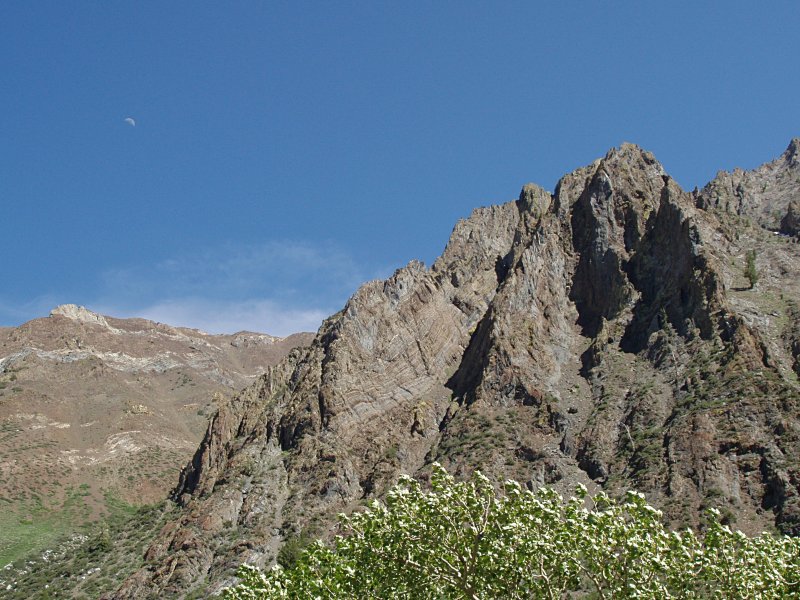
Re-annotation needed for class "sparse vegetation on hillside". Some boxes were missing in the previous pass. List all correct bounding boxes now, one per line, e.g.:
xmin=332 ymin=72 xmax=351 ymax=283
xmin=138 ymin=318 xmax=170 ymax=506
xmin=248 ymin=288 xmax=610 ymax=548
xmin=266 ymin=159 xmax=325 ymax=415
xmin=224 ymin=465 xmax=800 ymax=599
xmin=0 ymin=498 xmax=171 ymax=599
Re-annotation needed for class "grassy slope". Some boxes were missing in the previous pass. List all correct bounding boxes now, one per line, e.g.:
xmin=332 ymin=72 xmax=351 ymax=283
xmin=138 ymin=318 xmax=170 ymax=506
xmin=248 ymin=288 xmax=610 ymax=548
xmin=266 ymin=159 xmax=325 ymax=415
xmin=1 ymin=496 xmax=171 ymax=599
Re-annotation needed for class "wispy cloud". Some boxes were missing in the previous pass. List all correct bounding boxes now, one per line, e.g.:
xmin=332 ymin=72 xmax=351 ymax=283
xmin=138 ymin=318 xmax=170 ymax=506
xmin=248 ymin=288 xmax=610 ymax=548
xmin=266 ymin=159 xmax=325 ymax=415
xmin=1 ymin=239 xmax=396 ymax=334
xmin=93 ymin=239 xmax=377 ymax=336
xmin=114 ymin=298 xmax=330 ymax=337
xmin=101 ymin=240 xmax=367 ymax=303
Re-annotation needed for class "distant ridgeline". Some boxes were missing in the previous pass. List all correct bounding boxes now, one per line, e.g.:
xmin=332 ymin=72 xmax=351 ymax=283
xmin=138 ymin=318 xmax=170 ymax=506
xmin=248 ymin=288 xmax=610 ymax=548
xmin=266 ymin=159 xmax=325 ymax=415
xmin=0 ymin=304 xmax=312 ymax=585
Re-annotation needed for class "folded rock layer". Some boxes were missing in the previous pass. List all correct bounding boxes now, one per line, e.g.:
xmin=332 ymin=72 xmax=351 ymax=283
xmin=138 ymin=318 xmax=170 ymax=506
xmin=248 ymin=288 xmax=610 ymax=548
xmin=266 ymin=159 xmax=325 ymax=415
xmin=111 ymin=141 xmax=800 ymax=598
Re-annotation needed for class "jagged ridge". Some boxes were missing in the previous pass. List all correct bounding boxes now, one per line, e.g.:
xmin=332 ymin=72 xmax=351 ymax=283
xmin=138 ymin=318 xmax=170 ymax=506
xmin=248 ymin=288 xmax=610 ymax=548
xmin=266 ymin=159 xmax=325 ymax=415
xmin=110 ymin=140 xmax=800 ymax=599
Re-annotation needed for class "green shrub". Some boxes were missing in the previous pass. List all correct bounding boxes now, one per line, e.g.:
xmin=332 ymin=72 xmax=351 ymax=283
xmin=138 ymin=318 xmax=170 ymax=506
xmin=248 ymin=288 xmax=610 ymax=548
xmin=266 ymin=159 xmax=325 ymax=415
xmin=745 ymin=249 xmax=759 ymax=289
xmin=276 ymin=531 xmax=312 ymax=570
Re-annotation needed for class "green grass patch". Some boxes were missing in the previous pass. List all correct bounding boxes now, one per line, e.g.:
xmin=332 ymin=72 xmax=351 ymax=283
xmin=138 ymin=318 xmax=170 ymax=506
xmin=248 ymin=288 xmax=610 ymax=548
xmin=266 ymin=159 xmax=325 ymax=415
xmin=1 ymin=494 xmax=172 ymax=599
xmin=0 ymin=496 xmax=80 ymax=568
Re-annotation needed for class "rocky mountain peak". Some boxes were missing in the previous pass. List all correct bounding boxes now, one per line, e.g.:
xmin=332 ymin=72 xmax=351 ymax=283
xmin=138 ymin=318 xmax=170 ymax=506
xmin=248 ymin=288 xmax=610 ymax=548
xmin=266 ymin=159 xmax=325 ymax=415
xmin=605 ymin=141 xmax=662 ymax=167
xmin=784 ymin=137 xmax=800 ymax=167
xmin=599 ymin=142 xmax=667 ymax=195
xmin=50 ymin=303 xmax=113 ymax=329
xmin=517 ymin=183 xmax=552 ymax=218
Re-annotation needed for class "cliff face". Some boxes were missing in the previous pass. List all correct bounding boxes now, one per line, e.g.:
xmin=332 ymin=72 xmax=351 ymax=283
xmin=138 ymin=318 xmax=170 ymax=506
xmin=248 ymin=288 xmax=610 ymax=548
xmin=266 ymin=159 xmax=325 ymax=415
xmin=112 ymin=141 xmax=800 ymax=598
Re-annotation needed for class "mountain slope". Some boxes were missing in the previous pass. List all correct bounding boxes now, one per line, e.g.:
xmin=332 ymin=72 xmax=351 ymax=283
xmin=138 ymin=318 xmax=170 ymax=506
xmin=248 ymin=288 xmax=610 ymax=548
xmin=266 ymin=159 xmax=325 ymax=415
xmin=110 ymin=140 xmax=800 ymax=598
xmin=0 ymin=306 xmax=312 ymax=567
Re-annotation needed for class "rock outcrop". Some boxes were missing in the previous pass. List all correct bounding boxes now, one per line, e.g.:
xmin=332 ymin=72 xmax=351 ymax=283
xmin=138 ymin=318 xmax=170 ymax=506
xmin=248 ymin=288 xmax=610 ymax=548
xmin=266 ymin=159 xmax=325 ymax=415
xmin=110 ymin=141 xmax=800 ymax=598
xmin=781 ymin=200 xmax=800 ymax=237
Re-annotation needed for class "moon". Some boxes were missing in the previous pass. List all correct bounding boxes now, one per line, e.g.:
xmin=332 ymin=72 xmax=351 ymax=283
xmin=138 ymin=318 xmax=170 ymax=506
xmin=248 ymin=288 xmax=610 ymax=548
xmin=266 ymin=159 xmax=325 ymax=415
xmin=124 ymin=117 xmax=136 ymax=127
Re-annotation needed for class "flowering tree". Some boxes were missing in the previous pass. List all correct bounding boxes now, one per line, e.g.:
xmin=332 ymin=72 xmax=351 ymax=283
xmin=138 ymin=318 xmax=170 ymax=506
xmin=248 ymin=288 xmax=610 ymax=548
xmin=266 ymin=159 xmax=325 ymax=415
xmin=223 ymin=464 xmax=800 ymax=599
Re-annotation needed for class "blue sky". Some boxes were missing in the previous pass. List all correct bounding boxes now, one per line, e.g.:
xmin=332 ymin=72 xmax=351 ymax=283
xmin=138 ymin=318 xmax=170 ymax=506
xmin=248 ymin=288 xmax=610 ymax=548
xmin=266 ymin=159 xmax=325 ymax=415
xmin=1 ymin=2 xmax=798 ymax=336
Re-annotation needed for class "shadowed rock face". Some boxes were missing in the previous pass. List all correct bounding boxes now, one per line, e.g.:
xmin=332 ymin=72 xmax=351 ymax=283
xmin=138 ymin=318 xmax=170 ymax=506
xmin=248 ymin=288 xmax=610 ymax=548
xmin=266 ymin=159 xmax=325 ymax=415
xmin=782 ymin=199 xmax=800 ymax=237
xmin=111 ymin=141 xmax=800 ymax=599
